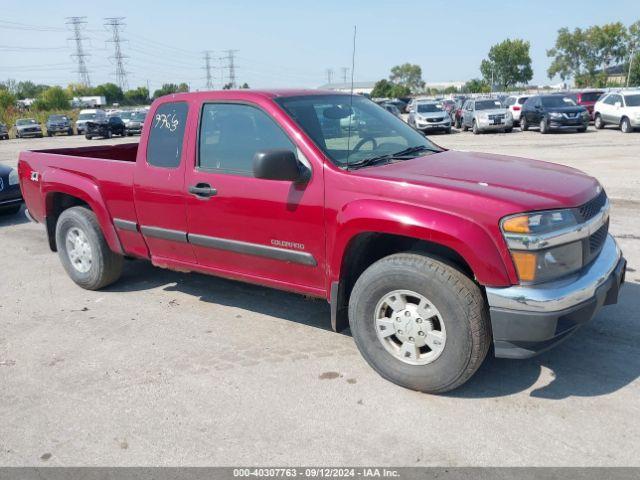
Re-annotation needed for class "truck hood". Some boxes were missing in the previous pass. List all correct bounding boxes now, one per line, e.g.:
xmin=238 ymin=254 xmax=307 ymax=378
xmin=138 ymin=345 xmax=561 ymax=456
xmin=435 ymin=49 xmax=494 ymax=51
xmin=356 ymin=150 xmax=600 ymax=213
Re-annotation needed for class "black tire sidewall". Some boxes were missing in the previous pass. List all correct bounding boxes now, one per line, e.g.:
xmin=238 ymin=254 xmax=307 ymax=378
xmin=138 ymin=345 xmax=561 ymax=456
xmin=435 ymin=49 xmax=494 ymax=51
xmin=350 ymin=259 xmax=480 ymax=392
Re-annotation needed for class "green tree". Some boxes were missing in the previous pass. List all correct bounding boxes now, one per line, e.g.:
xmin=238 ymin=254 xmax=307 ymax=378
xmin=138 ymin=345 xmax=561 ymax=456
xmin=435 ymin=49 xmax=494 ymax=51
xmin=0 ymin=89 xmax=17 ymax=110
xmin=93 ymin=83 xmax=124 ymax=104
xmin=177 ymin=82 xmax=189 ymax=93
xmin=480 ymin=38 xmax=533 ymax=89
xmin=15 ymin=80 xmax=49 ymax=99
xmin=34 ymin=86 xmax=70 ymax=110
xmin=66 ymin=83 xmax=95 ymax=98
xmin=389 ymin=63 xmax=424 ymax=92
xmin=371 ymin=79 xmax=394 ymax=98
xmin=588 ymin=22 xmax=629 ymax=73
xmin=240 ymin=83 xmax=250 ymax=89
xmin=153 ymin=83 xmax=189 ymax=98
xmin=124 ymin=86 xmax=150 ymax=105
xmin=547 ymin=27 xmax=589 ymax=81
xmin=462 ymin=78 xmax=490 ymax=94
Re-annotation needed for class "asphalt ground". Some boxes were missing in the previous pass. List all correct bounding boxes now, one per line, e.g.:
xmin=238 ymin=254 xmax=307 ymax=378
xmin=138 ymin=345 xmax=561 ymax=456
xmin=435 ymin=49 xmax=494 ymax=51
xmin=1 ymin=127 xmax=639 ymax=466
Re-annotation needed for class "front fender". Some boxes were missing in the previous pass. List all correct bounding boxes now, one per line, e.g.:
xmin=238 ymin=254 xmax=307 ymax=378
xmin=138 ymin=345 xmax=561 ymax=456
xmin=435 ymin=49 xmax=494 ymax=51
xmin=329 ymin=199 xmax=514 ymax=287
xmin=42 ymin=168 xmax=123 ymax=254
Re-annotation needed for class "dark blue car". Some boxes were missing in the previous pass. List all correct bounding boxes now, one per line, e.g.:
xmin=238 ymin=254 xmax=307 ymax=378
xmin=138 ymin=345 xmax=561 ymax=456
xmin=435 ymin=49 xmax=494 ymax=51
xmin=0 ymin=164 xmax=23 ymax=215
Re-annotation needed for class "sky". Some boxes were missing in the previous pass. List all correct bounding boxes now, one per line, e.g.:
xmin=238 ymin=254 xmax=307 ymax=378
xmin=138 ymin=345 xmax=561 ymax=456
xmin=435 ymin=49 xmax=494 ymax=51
xmin=1 ymin=0 xmax=639 ymax=94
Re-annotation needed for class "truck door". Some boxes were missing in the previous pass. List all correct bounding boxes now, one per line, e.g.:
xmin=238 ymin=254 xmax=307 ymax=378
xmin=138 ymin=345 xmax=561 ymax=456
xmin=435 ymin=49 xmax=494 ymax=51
xmin=133 ymin=100 xmax=196 ymax=263
xmin=184 ymin=101 xmax=325 ymax=293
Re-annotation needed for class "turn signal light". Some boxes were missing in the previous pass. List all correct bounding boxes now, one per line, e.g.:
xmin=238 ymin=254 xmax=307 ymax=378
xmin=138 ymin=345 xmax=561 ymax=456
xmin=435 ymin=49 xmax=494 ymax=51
xmin=502 ymin=215 xmax=530 ymax=234
xmin=511 ymin=252 xmax=537 ymax=282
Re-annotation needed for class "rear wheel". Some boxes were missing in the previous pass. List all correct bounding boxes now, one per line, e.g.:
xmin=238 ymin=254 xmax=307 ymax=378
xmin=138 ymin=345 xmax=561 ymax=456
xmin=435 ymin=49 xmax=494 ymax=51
xmin=621 ymin=117 xmax=633 ymax=133
xmin=55 ymin=206 xmax=123 ymax=290
xmin=85 ymin=134 xmax=92 ymax=140
xmin=521 ymin=115 xmax=529 ymax=131
xmin=505 ymin=127 xmax=513 ymax=133
xmin=348 ymin=253 xmax=490 ymax=393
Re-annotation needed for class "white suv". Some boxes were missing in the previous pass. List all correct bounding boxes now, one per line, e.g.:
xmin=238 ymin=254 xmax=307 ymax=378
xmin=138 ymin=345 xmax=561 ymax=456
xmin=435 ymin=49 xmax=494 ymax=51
xmin=503 ymin=95 xmax=530 ymax=125
xmin=594 ymin=91 xmax=640 ymax=133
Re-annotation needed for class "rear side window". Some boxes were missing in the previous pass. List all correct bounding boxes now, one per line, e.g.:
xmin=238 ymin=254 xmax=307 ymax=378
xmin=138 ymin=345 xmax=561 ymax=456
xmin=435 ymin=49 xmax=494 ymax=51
xmin=581 ymin=92 xmax=603 ymax=102
xmin=198 ymin=103 xmax=296 ymax=176
xmin=146 ymin=102 xmax=188 ymax=168
xmin=517 ymin=97 xmax=528 ymax=104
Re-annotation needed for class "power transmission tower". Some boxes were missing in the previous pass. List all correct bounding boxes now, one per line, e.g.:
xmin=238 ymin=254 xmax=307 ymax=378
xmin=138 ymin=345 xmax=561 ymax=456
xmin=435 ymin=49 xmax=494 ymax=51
xmin=203 ymin=51 xmax=214 ymax=90
xmin=326 ymin=68 xmax=333 ymax=84
xmin=222 ymin=50 xmax=239 ymax=89
xmin=104 ymin=17 xmax=129 ymax=91
xmin=66 ymin=17 xmax=91 ymax=86
xmin=341 ymin=67 xmax=349 ymax=84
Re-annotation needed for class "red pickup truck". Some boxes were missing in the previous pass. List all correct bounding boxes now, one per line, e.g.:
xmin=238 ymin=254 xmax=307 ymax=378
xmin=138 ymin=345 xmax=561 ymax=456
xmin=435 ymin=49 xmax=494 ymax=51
xmin=18 ymin=90 xmax=626 ymax=393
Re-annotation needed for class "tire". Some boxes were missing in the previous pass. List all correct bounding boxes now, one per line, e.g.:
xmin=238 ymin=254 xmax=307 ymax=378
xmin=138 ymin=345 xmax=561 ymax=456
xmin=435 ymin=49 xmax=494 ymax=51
xmin=68 ymin=129 xmax=73 ymax=136
xmin=47 ymin=132 xmax=52 ymax=137
xmin=461 ymin=121 xmax=468 ymax=132
xmin=594 ymin=114 xmax=604 ymax=129
xmin=55 ymin=206 xmax=123 ymax=290
xmin=577 ymin=126 xmax=587 ymax=133
xmin=621 ymin=117 xmax=633 ymax=133
xmin=472 ymin=120 xmax=479 ymax=134
xmin=445 ymin=127 xmax=451 ymax=134
xmin=521 ymin=115 xmax=529 ymax=131
xmin=85 ymin=134 xmax=92 ymax=140
xmin=505 ymin=127 xmax=513 ymax=133
xmin=348 ymin=253 xmax=490 ymax=393
xmin=539 ymin=118 xmax=548 ymax=134
xmin=106 ymin=130 xmax=112 ymax=139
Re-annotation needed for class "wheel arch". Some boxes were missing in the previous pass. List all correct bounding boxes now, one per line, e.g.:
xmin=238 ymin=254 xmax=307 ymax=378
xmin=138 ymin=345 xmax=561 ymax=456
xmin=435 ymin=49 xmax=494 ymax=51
xmin=42 ymin=172 xmax=122 ymax=254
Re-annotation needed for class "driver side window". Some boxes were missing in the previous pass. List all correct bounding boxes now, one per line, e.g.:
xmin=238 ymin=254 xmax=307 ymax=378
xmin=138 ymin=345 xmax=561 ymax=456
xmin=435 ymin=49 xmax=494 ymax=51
xmin=198 ymin=103 xmax=296 ymax=176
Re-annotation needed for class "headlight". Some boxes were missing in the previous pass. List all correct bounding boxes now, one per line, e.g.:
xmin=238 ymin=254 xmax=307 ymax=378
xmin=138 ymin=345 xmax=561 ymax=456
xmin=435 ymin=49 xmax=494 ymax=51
xmin=549 ymin=112 xmax=562 ymax=119
xmin=501 ymin=209 xmax=583 ymax=283
xmin=8 ymin=168 xmax=19 ymax=186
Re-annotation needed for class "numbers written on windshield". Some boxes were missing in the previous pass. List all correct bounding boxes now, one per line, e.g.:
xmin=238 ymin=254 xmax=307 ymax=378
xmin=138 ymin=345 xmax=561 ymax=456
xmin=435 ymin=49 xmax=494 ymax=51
xmin=154 ymin=113 xmax=180 ymax=132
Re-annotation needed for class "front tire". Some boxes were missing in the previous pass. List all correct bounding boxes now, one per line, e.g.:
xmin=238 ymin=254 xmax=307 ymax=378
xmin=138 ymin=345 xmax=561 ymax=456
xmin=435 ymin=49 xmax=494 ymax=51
xmin=594 ymin=114 xmax=604 ymax=129
xmin=348 ymin=253 xmax=490 ymax=393
xmin=621 ymin=117 xmax=633 ymax=133
xmin=539 ymin=118 xmax=548 ymax=134
xmin=472 ymin=120 xmax=479 ymax=134
xmin=55 ymin=206 xmax=123 ymax=290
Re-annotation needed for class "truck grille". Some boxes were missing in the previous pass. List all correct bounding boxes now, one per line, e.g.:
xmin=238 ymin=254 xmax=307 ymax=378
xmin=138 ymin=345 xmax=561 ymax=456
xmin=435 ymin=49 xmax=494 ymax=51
xmin=488 ymin=114 xmax=505 ymax=125
xmin=577 ymin=189 xmax=607 ymax=222
xmin=427 ymin=117 xmax=444 ymax=123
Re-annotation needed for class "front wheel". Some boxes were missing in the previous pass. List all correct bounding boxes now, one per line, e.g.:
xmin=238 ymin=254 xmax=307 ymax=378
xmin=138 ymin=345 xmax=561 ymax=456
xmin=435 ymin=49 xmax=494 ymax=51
xmin=539 ymin=118 xmax=548 ymax=134
xmin=621 ymin=117 xmax=633 ymax=133
xmin=55 ymin=206 xmax=123 ymax=290
xmin=85 ymin=134 xmax=92 ymax=140
xmin=472 ymin=120 xmax=479 ymax=134
xmin=348 ymin=253 xmax=490 ymax=393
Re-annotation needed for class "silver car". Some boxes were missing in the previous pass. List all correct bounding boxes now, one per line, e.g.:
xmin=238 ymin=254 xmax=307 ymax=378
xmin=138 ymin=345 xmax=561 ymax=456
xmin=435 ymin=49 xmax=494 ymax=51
xmin=14 ymin=118 xmax=43 ymax=138
xmin=408 ymin=101 xmax=452 ymax=134
xmin=461 ymin=99 xmax=513 ymax=134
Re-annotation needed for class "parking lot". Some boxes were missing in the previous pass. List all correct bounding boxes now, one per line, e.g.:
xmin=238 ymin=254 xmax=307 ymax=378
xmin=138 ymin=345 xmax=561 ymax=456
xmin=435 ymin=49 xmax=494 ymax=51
xmin=1 ymin=128 xmax=639 ymax=466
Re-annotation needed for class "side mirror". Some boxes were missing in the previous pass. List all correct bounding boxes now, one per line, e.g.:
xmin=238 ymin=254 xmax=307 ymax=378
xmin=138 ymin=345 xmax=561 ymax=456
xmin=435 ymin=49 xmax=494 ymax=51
xmin=253 ymin=149 xmax=310 ymax=183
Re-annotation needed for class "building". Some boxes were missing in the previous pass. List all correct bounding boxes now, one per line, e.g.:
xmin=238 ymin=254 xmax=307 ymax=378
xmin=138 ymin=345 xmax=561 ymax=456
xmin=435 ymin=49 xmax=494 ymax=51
xmin=594 ymin=65 xmax=627 ymax=85
xmin=317 ymin=81 xmax=377 ymax=95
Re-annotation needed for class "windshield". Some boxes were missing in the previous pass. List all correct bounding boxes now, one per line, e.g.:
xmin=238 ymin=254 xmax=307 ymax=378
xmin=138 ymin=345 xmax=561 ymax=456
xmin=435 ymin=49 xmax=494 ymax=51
xmin=475 ymin=100 xmax=502 ymax=110
xmin=541 ymin=96 xmax=577 ymax=108
xmin=276 ymin=94 xmax=441 ymax=168
xmin=17 ymin=119 xmax=36 ymax=125
xmin=78 ymin=113 xmax=96 ymax=120
xmin=131 ymin=112 xmax=147 ymax=121
xmin=119 ymin=111 xmax=133 ymax=119
xmin=625 ymin=94 xmax=640 ymax=107
xmin=417 ymin=103 xmax=442 ymax=113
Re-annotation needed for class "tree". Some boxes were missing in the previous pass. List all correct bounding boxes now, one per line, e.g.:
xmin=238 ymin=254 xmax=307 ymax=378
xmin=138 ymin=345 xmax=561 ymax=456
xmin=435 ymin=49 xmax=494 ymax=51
xmin=0 ymin=89 xmax=16 ymax=110
xmin=153 ymin=83 xmax=189 ymax=99
xmin=628 ymin=51 xmax=640 ymax=87
xmin=66 ymin=83 xmax=94 ymax=98
xmin=588 ymin=22 xmax=628 ymax=72
xmin=34 ymin=86 xmax=70 ymax=110
xmin=124 ymin=86 xmax=150 ymax=105
xmin=93 ymin=83 xmax=124 ymax=105
xmin=15 ymin=80 xmax=48 ymax=99
xmin=462 ymin=78 xmax=490 ymax=94
xmin=240 ymin=83 xmax=250 ymax=89
xmin=389 ymin=63 xmax=424 ymax=92
xmin=371 ymin=79 xmax=394 ymax=98
xmin=480 ymin=39 xmax=533 ymax=89
xmin=177 ymin=82 xmax=189 ymax=92
xmin=547 ymin=27 xmax=589 ymax=81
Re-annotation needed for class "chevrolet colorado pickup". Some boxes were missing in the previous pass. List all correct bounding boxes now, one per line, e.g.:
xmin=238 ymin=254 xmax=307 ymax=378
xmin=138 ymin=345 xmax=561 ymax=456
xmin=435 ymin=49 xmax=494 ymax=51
xmin=18 ymin=90 xmax=626 ymax=393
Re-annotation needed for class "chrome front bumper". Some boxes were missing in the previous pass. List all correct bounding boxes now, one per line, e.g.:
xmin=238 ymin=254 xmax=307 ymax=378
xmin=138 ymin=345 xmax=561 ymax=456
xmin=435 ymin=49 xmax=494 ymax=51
xmin=486 ymin=235 xmax=625 ymax=358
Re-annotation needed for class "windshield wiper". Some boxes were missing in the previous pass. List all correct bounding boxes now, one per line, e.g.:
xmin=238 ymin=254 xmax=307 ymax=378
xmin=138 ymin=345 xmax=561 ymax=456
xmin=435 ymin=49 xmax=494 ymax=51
xmin=346 ymin=145 xmax=439 ymax=170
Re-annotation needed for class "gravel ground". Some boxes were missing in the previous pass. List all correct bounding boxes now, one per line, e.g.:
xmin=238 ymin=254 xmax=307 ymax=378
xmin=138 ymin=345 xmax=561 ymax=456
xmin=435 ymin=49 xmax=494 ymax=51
xmin=1 ymin=128 xmax=639 ymax=466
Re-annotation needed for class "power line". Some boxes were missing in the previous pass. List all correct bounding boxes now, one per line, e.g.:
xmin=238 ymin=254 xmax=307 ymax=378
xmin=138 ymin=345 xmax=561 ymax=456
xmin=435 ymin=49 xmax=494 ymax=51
xmin=66 ymin=17 xmax=91 ymax=87
xmin=104 ymin=17 xmax=128 ymax=91
xmin=222 ymin=49 xmax=239 ymax=88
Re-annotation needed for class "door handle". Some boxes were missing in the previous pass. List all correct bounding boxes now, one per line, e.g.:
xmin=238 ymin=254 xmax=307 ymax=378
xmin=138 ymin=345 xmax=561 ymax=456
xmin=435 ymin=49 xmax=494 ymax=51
xmin=188 ymin=183 xmax=217 ymax=198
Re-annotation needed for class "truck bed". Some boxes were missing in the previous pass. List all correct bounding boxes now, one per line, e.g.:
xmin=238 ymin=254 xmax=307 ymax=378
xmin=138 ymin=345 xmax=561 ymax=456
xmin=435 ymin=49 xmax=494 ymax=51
xmin=18 ymin=143 xmax=139 ymax=234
